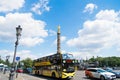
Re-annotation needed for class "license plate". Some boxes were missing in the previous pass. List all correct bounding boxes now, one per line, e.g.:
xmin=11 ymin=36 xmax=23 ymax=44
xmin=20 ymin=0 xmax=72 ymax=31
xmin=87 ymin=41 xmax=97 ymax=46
xmin=69 ymin=76 xmax=72 ymax=78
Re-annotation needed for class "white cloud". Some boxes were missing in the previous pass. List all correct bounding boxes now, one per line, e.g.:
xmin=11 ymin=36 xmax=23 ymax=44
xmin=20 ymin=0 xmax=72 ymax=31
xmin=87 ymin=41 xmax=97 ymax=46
xmin=67 ymin=10 xmax=120 ymax=54
xmin=49 ymin=30 xmax=56 ymax=36
xmin=31 ymin=0 xmax=50 ymax=15
xmin=16 ymin=50 xmax=38 ymax=60
xmin=0 ymin=50 xmax=39 ymax=62
xmin=0 ymin=0 xmax=25 ymax=12
xmin=20 ymin=37 xmax=44 ymax=47
xmin=61 ymin=36 xmax=66 ymax=42
xmin=71 ymin=52 xmax=94 ymax=60
xmin=0 ymin=12 xmax=48 ymax=47
xmin=83 ymin=3 xmax=97 ymax=14
xmin=96 ymin=10 xmax=120 ymax=21
xmin=0 ymin=50 xmax=11 ymax=60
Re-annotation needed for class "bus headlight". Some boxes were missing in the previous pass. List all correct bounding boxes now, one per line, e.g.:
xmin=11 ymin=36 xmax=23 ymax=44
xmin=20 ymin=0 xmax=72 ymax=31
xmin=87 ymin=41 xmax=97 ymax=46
xmin=63 ymin=69 xmax=66 ymax=72
xmin=63 ymin=60 xmax=66 ymax=63
xmin=72 ymin=61 xmax=74 ymax=63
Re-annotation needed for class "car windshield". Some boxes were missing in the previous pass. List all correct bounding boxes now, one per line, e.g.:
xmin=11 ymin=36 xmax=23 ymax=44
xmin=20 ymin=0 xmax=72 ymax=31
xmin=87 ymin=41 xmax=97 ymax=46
xmin=98 ymin=69 xmax=106 ymax=73
xmin=106 ymin=68 xmax=113 ymax=71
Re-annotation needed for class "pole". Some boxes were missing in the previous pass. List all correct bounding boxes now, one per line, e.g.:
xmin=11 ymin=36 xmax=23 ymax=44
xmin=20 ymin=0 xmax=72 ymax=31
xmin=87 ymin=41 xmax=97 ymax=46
xmin=57 ymin=26 xmax=61 ymax=54
xmin=57 ymin=26 xmax=62 ymax=78
xmin=13 ymin=40 xmax=18 ymax=69
xmin=9 ymin=25 xmax=22 ymax=80
xmin=9 ymin=41 xmax=18 ymax=80
xmin=16 ymin=61 xmax=18 ymax=78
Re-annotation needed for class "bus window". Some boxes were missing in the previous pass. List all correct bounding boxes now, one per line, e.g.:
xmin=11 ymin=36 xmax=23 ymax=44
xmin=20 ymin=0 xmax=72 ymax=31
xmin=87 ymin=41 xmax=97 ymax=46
xmin=62 ymin=53 xmax=74 ymax=59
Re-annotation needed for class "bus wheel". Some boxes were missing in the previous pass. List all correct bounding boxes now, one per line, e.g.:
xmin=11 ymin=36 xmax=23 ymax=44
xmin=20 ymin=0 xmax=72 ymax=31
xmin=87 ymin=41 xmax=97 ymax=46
xmin=38 ymin=71 xmax=39 ymax=75
xmin=52 ymin=72 xmax=56 ymax=78
xmin=35 ymin=71 xmax=37 ymax=75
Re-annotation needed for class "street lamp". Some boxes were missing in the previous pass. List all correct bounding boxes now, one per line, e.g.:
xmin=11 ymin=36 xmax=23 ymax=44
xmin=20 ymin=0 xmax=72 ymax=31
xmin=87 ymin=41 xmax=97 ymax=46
xmin=6 ymin=55 xmax=10 ymax=65
xmin=9 ymin=25 xmax=22 ymax=80
xmin=4 ymin=55 xmax=10 ymax=74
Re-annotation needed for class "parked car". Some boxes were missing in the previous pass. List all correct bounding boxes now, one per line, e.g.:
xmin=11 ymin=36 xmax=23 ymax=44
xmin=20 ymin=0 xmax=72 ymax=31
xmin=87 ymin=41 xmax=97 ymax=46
xmin=105 ymin=68 xmax=120 ymax=78
xmin=16 ymin=68 xmax=23 ymax=73
xmin=85 ymin=68 xmax=116 ymax=80
xmin=23 ymin=68 xmax=32 ymax=74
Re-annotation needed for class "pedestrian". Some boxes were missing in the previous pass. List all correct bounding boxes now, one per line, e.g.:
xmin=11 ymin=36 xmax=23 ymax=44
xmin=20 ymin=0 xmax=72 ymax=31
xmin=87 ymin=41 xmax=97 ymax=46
xmin=3 ymin=68 xmax=7 ymax=74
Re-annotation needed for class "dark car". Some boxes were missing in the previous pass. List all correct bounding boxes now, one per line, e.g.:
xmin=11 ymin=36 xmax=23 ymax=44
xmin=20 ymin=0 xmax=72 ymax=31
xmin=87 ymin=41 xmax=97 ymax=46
xmin=23 ymin=68 xmax=32 ymax=74
xmin=105 ymin=68 xmax=120 ymax=78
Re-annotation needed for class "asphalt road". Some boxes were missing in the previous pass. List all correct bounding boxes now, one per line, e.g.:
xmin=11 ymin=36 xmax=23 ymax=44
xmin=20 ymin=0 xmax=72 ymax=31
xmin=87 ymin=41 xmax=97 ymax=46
xmin=16 ymin=70 xmax=88 ymax=80
xmin=0 ymin=70 xmax=120 ymax=80
xmin=0 ymin=70 xmax=86 ymax=80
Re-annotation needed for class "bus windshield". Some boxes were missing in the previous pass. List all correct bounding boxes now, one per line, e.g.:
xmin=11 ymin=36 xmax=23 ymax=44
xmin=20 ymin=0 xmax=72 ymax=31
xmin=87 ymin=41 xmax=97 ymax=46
xmin=62 ymin=53 xmax=74 ymax=59
xmin=63 ymin=64 xmax=75 ymax=73
xmin=62 ymin=53 xmax=75 ymax=73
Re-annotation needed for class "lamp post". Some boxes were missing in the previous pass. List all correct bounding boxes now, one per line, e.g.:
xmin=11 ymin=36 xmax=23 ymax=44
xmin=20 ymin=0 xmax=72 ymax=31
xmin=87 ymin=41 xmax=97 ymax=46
xmin=6 ymin=55 xmax=10 ymax=65
xmin=4 ymin=55 xmax=10 ymax=74
xmin=9 ymin=25 xmax=22 ymax=80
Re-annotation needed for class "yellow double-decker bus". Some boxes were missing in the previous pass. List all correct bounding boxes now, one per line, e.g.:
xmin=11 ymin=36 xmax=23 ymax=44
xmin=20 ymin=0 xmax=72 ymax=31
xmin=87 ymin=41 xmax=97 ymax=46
xmin=32 ymin=53 xmax=77 ymax=79
xmin=33 ymin=26 xmax=77 ymax=79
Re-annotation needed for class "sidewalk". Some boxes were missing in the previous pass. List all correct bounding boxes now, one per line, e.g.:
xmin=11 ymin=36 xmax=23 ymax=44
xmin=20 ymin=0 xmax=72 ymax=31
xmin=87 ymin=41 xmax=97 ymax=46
xmin=0 ymin=71 xmax=24 ymax=80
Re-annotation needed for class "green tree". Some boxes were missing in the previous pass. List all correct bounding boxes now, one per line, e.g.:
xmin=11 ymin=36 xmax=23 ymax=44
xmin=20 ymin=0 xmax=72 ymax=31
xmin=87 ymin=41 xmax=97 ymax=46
xmin=21 ymin=58 xmax=33 ymax=68
xmin=4 ymin=59 xmax=11 ymax=67
xmin=0 ymin=56 xmax=5 ymax=64
xmin=0 ymin=59 xmax=5 ymax=64
xmin=89 ymin=56 xmax=120 ymax=67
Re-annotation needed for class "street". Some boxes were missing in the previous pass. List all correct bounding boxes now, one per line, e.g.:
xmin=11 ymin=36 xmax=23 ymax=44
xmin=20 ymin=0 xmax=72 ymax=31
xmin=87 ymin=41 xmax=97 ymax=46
xmin=0 ymin=70 xmax=120 ymax=80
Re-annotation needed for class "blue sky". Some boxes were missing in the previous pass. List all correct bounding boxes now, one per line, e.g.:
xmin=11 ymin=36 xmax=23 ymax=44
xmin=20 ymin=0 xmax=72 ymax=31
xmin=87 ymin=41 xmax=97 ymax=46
xmin=0 ymin=0 xmax=120 ymax=61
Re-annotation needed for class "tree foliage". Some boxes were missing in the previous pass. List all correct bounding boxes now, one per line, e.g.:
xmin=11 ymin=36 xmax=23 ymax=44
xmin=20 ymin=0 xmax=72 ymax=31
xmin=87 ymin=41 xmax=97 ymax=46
xmin=0 ymin=59 xmax=5 ymax=64
xmin=21 ymin=58 xmax=33 ymax=68
xmin=0 ymin=58 xmax=11 ymax=66
xmin=89 ymin=56 xmax=120 ymax=67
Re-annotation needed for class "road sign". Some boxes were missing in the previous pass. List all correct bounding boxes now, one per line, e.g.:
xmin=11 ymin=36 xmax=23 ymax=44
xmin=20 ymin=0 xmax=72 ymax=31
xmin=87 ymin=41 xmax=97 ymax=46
xmin=16 ymin=57 xmax=20 ymax=61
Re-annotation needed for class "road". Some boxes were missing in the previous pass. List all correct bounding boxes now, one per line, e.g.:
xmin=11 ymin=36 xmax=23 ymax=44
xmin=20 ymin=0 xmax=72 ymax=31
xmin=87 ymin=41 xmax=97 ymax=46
xmin=0 ymin=70 xmax=120 ymax=80
xmin=0 ymin=70 xmax=86 ymax=80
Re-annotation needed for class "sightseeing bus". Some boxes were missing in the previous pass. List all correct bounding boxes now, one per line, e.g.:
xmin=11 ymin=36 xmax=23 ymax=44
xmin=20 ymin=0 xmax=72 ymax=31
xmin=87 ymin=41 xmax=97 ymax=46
xmin=32 ymin=26 xmax=78 ymax=79
xmin=32 ymin=53 xmax=77 ymax=79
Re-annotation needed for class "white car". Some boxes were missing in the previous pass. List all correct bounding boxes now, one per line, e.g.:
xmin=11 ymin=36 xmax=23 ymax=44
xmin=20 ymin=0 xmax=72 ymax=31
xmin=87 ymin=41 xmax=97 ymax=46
xmin=85 ymin=68 xmax=116 ymax=80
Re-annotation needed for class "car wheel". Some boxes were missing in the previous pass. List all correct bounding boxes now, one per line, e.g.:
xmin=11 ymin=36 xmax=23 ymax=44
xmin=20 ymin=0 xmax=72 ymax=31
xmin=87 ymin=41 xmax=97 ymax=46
xmin=100 ymin=76 xmax=105 ymax=80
